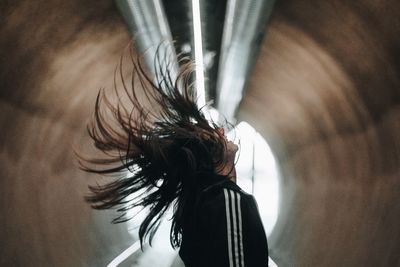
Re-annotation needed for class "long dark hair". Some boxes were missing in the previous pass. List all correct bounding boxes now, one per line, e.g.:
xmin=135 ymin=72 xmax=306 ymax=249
xmin=78 ymin=44 xmax=232 ymax=248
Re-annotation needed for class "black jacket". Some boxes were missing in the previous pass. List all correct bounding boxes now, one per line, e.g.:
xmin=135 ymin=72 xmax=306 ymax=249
xmin=179 ymin=179 xmax=269 ymax=267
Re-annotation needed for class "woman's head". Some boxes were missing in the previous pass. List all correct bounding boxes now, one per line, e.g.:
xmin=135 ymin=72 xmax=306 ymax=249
xmin=216 ymin=127 xmax=239 ymax=163
xmin=200 ymin=127 xmax=239 ymax=178
xmin=78 ymin=45 xmax=238 ymax=248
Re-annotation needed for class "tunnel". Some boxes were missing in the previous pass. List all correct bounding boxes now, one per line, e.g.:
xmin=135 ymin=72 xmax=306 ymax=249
xmin=1 ymin=0 xmax=400 ymax=266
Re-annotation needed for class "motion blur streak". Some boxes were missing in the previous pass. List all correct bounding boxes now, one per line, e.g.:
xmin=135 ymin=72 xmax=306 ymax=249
xmin=239 ymin=2 xmax=400 ymax=266
xmin=1 ymin=0 xmax=400 ymax=266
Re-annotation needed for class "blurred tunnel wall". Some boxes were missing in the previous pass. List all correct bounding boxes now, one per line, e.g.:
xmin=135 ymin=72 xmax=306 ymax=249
xmin=0 ymin=1 xmax=135 ymax=266
xmin=239 ymin=1 xmax=400 ymax=266
xmin=1 ymin=0 xmax=400 ymax=266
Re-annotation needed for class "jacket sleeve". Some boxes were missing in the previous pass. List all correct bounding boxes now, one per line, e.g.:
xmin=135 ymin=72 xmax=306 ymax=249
xmin=197 ymin=188 xmax=269 ymax=267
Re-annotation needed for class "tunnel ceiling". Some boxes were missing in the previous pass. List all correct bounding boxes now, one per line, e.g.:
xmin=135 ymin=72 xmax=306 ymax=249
xmin=1 ymin=0 xmax=400 ymax=266
xmin=115 ymin=0 xmax=275 ymax=122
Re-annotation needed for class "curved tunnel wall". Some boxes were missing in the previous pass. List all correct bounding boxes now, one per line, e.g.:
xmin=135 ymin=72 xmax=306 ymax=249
xmin=1 ymin=0 xmax=400 ymax=266
xmin=239 ymin=1 xmax=400 ymax=266
xmin=0 ymin=1 xmax=136 ymax=266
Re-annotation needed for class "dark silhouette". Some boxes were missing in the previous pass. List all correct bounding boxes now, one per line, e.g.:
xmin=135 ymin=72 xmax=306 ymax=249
xmin=79 ymin=45 xmax=269 ymax=266
xmin=79 ymin=45 xmax=233 ymax=248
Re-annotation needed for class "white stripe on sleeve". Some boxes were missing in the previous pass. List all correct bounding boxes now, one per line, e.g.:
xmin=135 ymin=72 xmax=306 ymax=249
xmin=236 ymin=193 xmax=245 ymax=267
xmin=224 ymin=189 xmax=245 ymax=267
xmin=224 ymin=189 xmax=234 ymax=267
xmin=230 ymin=190 xmax=240 ymax=267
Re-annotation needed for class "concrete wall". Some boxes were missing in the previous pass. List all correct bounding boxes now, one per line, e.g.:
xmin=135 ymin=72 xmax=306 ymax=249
xmin=239 ymin=1 xmax=400 ymax=266
xmin=0 ymin=1 xmax=135 ymax=266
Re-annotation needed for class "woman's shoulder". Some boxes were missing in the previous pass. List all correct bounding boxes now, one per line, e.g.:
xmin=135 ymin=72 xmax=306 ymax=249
xmin=203 ymin=177 xmax=249 ymax=194
xmin=198 ymin=178 xmax=252 ymax=209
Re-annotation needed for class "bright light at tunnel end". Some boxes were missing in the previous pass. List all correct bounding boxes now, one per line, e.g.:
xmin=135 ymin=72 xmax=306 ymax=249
xmin=227 ymin=121 xmax=280 ymax=236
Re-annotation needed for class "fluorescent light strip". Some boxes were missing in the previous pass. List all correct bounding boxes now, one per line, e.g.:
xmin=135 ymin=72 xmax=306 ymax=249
xmin=192 ymin=0 xmax=206 ymax=108
xmin=106 ymin=241 xmax=141 ymax=267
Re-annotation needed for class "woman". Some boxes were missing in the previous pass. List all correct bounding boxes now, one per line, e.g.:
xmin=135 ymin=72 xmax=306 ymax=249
xmin=80 ymin=47 xmax=269 ymax=266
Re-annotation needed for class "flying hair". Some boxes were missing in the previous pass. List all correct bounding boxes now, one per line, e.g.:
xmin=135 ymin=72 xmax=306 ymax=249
xmin=78 ymin=43 xmax=235 ymax=248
